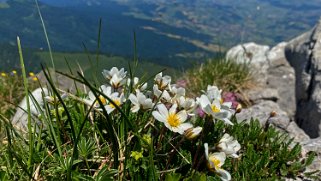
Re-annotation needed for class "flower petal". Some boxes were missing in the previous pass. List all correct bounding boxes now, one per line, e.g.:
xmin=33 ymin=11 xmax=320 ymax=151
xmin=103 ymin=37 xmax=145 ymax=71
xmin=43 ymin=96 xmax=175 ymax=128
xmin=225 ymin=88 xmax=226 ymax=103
xmin=176 ymin=110 xmax=187 ymax=122
xmin=216 ymin=169 xmax=231 ymax=181
xmin=129 ymin=94 xmax=139 ymax=105
xmin=180 ymin=123 xmax=193 ymax=131
xmin=152 ymin=111 xmax=166 ymax=123
xmin=157 ymin=104 xmax=168 ymax=117
xmin=204 ymin=143 xmax=209 ymax=161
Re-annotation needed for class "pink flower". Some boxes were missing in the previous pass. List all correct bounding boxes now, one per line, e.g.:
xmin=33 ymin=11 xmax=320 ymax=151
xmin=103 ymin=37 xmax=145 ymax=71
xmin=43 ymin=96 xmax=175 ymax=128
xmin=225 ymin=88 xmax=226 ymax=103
xmin=176 ymin=79 xmax=187 ymax=88
xmin=222 ymin=92 xmax=239 ymax=109
xmin=197 ymin=107 xmax=206 ymax=118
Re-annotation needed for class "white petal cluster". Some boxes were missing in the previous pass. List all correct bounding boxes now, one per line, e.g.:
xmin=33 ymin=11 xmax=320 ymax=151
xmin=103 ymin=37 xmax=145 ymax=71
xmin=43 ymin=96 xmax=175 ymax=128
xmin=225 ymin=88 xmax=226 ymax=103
xmin=197 ymin=86 xmax=233 ymax=125
xmin=127 ymin=77 xmax=147 ymax=92
xmin=217 ymin=133 xmax=241 ymax=158
xmin=152 ymin=104 xmax=192 ymax=134
xmin=84 ymin=84 xmax=124 ymax=114
xmin=204 ymin=143 xmax=231 ymax=181
xmin=129 ymin=92 xmax=154 ymax=112
xmin=154 ymin=72 xmax=171 ymax=90
xmin=102 ymin=67 xmax=127 ymax=89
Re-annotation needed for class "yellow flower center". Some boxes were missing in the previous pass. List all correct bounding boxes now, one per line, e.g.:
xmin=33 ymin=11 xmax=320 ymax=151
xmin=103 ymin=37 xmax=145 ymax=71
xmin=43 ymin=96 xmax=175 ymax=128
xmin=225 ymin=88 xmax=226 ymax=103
xmin=109 ymin=99 xmax=121 ymax=108
xmin=95 ymin=95 xmax=107 ymax=106
xmin=167 ymin=113 xmax=180 ymax=127
xmin=211 ymin=105 xmax=220 ymax=113
xmin=208 ymin=156 xmax=221 ymax=170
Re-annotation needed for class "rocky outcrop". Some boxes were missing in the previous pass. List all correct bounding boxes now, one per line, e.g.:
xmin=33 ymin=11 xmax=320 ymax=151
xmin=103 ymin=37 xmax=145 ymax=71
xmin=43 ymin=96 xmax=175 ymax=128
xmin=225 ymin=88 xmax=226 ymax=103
xmin=227 ymin=35 xmax=321 ymax=176
xmin=36 ymin=68 xmax=86 ymax=94
xmin=226 ymin=42 xmax=296 ymax=119
xmin=285 ymin=18 xmax=321 ymax=138
xmin=12 ymin=88 xmax=49 ymax=132
xmin=236 ymin=101 xmax=310 ymax=143
xmin=226 ymin=42 xmax=270 ymax=84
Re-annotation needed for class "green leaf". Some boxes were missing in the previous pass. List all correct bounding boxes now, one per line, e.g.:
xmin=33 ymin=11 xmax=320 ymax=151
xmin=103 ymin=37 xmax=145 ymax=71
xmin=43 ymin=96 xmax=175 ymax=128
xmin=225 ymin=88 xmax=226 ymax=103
xmin=165 ymin=172 xmax=181 ymax=181
xmin=184 ymin=172 xmax=207 ymax=181
xmin=0 ymin=170 xmax=8 ymax=181
xmin=95 ymin=167 xmax=118 ymax=181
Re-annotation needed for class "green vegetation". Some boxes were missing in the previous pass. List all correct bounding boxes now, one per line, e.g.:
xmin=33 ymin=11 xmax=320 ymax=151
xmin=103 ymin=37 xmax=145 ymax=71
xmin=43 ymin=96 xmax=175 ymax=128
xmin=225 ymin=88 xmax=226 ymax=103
xmin=0 ymin=70 xmax=38 ymax=140
xmin=182 ymin=58 xmax=253 ymax=96
xmin=0 ymin=1 xmax=320 ymax=179
xmin=0 ymin=61 xmax=318 ymax=180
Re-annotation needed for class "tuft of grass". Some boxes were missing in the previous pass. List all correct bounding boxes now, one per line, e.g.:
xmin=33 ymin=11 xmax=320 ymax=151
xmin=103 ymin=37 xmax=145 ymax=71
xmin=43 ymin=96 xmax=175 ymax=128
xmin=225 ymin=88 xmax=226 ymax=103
xmin=0 ymin=70 xmax=38 ymax=140
xmin=0 ymin=64 xmax=318 ymax=180
xmin=182 ymin=58 xmax=254 ymax=95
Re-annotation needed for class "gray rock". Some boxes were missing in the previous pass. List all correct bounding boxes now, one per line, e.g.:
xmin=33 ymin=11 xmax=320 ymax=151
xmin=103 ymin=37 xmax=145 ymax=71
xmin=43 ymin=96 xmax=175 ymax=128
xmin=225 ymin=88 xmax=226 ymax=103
xmin=227 ymin=42 xmax=296 ymax=119
xmin=226 ymin=42 xmax=270 ymax=65
xmin=236 ymin=101 xmax=310 ymax=143
xmin=301 ymin=137 xmax=321 ymax=176
xmin=266 ymin=42 xmax=296 ymax=119
xmin=226 ymin=42 xmax=270 ymax=84
xmin=236 ymin=101 xmax=289 ymax=126
xmin=37 ymin=69 xmax=86 ymax=93
xmin=286 ymin=121 xmax=310 ymax=143
xmin=267 ymin=42 xmax=288 ymax=62
xmin=247 ymin=88 xmax=279 ymax=104
xmin=285 ymin=18 xmax=321 ymax=138
xmin=12 ymin=88 xmax=49 ymax=132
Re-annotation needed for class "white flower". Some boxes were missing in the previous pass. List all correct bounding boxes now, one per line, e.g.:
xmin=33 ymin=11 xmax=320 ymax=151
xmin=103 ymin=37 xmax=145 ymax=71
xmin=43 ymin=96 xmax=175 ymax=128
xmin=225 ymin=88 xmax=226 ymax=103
xmin=204 ymin=143 xmax=231 ymax=181
xmin=85 ymin=85 xmax=114 ymax=108
xmin=184 ymin=126 xmax=202 ymax=140
xmin=102 ymin=67 xmax=127 ymax=88
xmin=152 ymin=104 xmax=192 ymax=134
xmin=198 ymin=95 xmax=233 ymax=125
xmin=169 ymin=85 xmax=185 ymax=97
xmin=153 ymin=85 xmax=171 ymax=102
xmin=154 ymin=72 xmax=171 ymax=90
xmin=104 ymin=93 xmax=125 ymax=114
xmin=84 ymin=85 xmax=124 ymax=114
xmin=127 ymin=77 xmax=147 ymax=92
xmin=129 ymin=92 xmax=154 ymax=112
xmin=204 ymin=85 xmax=222 ymax=102
xmin=217 ymin=134 xmax=241 ymax=158
xmin=102 ymin=67 xmax=127 ymax=80
xmin=177 ymin=96 xmax=196 ymax=115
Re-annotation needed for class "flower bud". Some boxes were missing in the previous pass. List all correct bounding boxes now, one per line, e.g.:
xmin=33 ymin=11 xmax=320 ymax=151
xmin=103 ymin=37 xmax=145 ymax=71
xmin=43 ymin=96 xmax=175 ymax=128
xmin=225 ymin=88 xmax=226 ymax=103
xmin=270 ymin=111 xmax=277 ymax=117
xmin=184 ymin=127 xmax=202 ymax=140
xmin=236 ymin=104 xmax=242 ymax=113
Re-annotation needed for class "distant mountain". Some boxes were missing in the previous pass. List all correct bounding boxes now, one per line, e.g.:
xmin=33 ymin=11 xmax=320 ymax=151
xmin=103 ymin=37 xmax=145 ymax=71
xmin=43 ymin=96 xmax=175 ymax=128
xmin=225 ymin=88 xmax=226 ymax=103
xmin=39 ymin=0 xmax=101 ymax=7
xmin=0 ymin=0 xmax=321 ymax=69
xmin=0 ymin=0 xmax=216 ymax=68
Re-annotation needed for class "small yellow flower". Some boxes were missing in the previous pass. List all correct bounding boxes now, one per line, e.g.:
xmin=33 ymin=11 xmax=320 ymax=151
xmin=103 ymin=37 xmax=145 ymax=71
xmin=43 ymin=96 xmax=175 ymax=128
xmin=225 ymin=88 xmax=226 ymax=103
xmin=12 ymin=70 xmax=17 ymax=74
xmin=130 ymin=151 xmax=143 ymax=161
xmin=142 ymin=134 xmax=152 ymax=145
xmin=1 ymin=72 xmax=7 ymax=77
xmin=32 ymin=76 xmax=38 ymax=81
xmin=29 ymin=72 xmax=35 ymax=77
